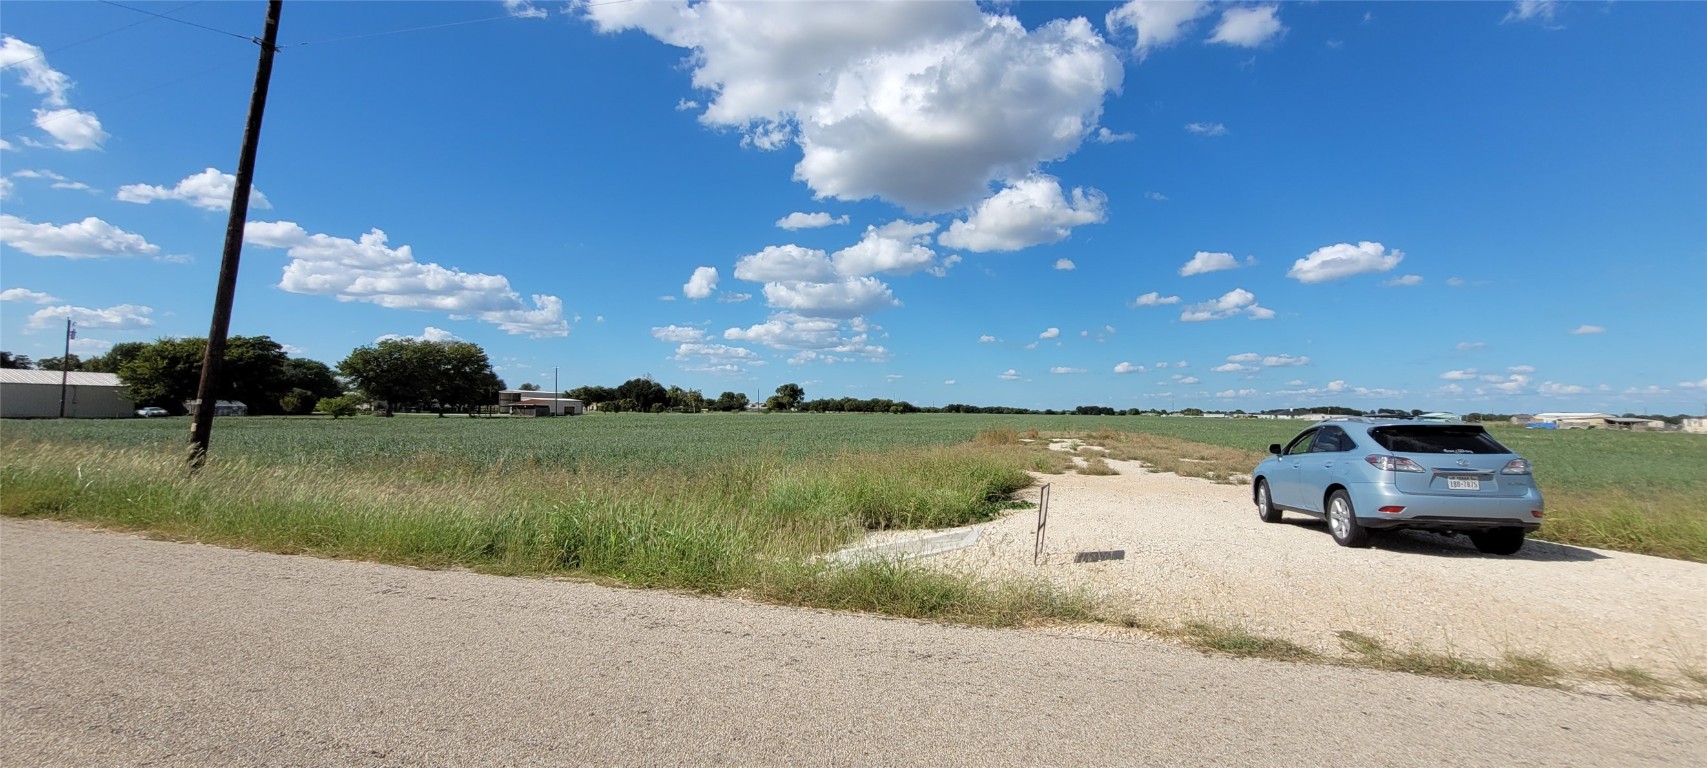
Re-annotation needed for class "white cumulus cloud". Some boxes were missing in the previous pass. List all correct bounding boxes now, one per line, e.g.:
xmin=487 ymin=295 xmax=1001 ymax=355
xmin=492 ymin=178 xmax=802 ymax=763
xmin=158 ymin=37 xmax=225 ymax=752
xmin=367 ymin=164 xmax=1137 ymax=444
xmin=1039 ymin=327 xmax=1060 ymax=339
xmin=1050 ymin=367 xmax=1086 ymax=375
xmin=1382 ymin=274 xmax=1423 ymax=287
xmin=1185 ymin=122 xmax=1228 ymax=136
xmin=1287 ymin=241 xmax=1403 ymax=283
xmin=0 ymin=287 xmax=60 ymax=304
xmin=0 ymin=214 xmax=161 ymax=259
xmin=116 ymin=168 xmax=272 ymax=211
xmin=1105 ymin=1 xmax=1210 ymax=59
xmin=376 ymin=327 xmax=461 ymax=343
xmin=1178 ymin=250 xmax=1250 ymax=276
xmin=733 ymin=244 xmax=834 ymax=283
xmin=1209 ymin=6 xmax=1285 ymax=48
xmin=775 ymin=211 xmax=849 ymax=230
xmin=1114 ymin=362 xmax=1144 ymax=374
xmin=1539 ymin=381 xmax=1588 ymax=396
xmin=651 ymin=325 xmax=707 ymax=343
xmin=937 ymin=176 xmax=1106 ymax=252
xmin=684 ymin=266 xmax=719 ymax=300
xmin=26 ymin=302 xmax=154 ymax=331
xmin=1133 ymin=291 xmax=1180 ymax=307
xmin=1179 ymin=288 xmax=1272 ymax=322
xmin=586 ymin=2 xmax=1123 ymax=213
xmin=997 ymin=368 xmax=1020 ymax=381
xmin=831 ymin=220 xmax=941 ymax=277
xmin=1456 ymin=341 xmax=1485 ymax=350
xmin=243 ymin=221 xmax=568 ymax=337
xmin=1054 ymin=258 xmax=1076 ymax=271
xmin=762 ymin=277 xmax=899 ymax=319
xmin=1569 ymin=324 xmax=1605 ymax=335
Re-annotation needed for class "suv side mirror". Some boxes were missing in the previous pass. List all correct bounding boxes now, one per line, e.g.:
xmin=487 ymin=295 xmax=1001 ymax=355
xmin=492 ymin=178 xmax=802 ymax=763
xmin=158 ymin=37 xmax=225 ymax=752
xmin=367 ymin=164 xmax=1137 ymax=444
xmin=1268 ymin=443 xmax=1282 ymax=455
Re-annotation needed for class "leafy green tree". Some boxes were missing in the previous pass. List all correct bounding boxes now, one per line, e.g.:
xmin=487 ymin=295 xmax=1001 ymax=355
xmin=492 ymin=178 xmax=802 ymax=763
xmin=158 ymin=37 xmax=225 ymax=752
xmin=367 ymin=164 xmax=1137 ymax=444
xmin=280 ymin=388 xmax=318 ymax=416
xmin=115 ymin=336 xmax=292 ymax=415
xmin=81 ymin=342 xmax=147 ymax=374
xmin=519 ymin=382 xmax=540 ymax=391
xmin=712 ymin=391 xmax=749 ymax=412
xmin=616 ymin=377 xmax=668 ymax=411
xmin=279 ymin=358 xmax=343 ymax=403
xmin=36 ymin=353 xmax=82 ymax=372
xmin=0 ymin=351 xmax=33 ymax=369
xmin=316 ymin=395 xmax=360 ymax=418
xmin=773 ymin=382 xmax=805 ymax=410
xmin=337 ymin=338 xmax=500 ymax=416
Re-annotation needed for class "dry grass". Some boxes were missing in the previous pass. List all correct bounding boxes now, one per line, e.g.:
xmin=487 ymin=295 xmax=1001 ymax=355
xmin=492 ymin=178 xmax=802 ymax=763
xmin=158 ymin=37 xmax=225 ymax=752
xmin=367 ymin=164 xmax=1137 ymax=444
xmin=1073 ymin=429 xmax=1263 ymax=484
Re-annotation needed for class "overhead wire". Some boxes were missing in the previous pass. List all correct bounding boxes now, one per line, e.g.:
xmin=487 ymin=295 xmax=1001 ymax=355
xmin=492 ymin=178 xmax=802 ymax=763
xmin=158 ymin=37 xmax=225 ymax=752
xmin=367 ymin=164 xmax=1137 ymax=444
xmin=0 ymin=2 xmax=205 ymax=72
xmin=94 ymin=0 xmax=255 ymax=43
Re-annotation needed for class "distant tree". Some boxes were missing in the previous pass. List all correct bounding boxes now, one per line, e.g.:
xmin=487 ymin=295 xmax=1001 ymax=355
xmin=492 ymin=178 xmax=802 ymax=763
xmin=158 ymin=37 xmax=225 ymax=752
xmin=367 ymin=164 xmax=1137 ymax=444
xmin=81 ymin=342 xmax=147 ymax=374
xmin=316 ymin=395 xmax=360 ymax=419
xmin=339 ymin=338 xmax=500 ymax=416
xmin=279 ymin=358 xmax=343 ymax=404
xmin=712 ymin=391 xmax=749 ymax=412
xmin=1 ymin=351 xmax=35 ymax=369
xmin=116 ymin=336 xmax=291 ymax=415
xmin=519 ymin=382 xmax=540 ymax=391
xmin=1181 ymin=407 xmax=1205 ymax=417
xmin=280 ymin=388 xmax=318 ymax=416
xmin=36 ymin=353 xmax=83 ymax=372
xmin=616 ymin=377 xmax=669 ymax=411
xmin=772 ymin=382 xmax=805 ymax=410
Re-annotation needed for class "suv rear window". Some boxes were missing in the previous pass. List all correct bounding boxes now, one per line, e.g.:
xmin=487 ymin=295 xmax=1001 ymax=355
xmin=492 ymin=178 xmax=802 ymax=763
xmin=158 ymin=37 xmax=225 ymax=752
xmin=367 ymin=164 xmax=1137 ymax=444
xmin=1367 ymin=426 xmax=1510 ymax=454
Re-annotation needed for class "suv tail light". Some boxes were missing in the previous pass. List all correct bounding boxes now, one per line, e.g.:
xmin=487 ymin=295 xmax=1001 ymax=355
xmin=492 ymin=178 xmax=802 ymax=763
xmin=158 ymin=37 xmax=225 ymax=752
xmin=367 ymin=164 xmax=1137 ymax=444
xmin=1365 ymin=454 xmax=1426 ymax=473
xmin=1501 ymin=459 xmax=1532 ymax=475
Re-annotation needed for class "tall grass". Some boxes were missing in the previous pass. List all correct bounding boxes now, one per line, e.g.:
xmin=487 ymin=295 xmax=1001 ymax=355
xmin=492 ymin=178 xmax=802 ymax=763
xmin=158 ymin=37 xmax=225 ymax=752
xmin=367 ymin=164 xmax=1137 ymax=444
xmin=1 ymin=436 xmax=1095 ymax=625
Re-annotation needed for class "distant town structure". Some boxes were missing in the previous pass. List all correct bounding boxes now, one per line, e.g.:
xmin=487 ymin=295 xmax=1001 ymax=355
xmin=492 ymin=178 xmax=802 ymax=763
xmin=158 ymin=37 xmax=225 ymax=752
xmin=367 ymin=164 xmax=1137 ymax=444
xmin=1527 ymin=412 xmax=1665 ymax=431
xmin=497 ymin=390 xmax=583 ymax=416
xmin=0 ymin=369 xmax=134 ymax=418
xmin=184 ymin=400 xmax=249 ymax=417
xmin=1683 ymin=417 xmax=1707 ymax=435
xmin=1416 ymin=412 xmax=1460 ymax=422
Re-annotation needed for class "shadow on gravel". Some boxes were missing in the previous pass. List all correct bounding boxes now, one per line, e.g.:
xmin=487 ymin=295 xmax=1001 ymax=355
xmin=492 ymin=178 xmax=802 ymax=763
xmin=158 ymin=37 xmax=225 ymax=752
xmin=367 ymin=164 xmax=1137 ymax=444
xmin=1280 ymin=519 xmax=1608 ymax=562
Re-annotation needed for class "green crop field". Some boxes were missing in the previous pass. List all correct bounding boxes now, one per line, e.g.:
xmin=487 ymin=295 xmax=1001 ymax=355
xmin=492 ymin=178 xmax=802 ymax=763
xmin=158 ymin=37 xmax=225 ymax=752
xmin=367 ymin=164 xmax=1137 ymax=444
xmin=4 ymin=413 xmax=1704 ymax=582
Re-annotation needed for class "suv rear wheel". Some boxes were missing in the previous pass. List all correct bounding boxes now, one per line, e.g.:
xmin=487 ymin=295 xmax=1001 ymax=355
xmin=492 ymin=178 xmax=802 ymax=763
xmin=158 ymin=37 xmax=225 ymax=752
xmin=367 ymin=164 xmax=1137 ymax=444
xmin=1255 ymin=479 xmax=1282 ymax=523
xmin=1468 ymin=527 xmax=1526 ymax=555
xmin=1326 ymin=490 xmax=1370 ymax=548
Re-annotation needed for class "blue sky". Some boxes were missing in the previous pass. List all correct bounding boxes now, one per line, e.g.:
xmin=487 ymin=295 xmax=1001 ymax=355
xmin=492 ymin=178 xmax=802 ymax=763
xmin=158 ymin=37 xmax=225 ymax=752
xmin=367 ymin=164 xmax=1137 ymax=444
xmin=2 ymin=0 xmax=1703 ymax=413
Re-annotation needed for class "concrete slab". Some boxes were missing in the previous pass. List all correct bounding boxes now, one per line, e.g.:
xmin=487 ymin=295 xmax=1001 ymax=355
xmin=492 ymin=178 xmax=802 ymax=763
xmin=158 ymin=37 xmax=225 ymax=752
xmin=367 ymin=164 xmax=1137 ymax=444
xmin=829 ymin=526 xmax=984 ymax=564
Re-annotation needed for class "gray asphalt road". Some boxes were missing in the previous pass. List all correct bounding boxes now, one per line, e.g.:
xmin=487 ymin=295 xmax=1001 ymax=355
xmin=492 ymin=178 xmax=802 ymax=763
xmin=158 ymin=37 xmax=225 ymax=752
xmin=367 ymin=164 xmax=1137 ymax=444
xmin=3 ymin=519 xmax=1702 ymax=767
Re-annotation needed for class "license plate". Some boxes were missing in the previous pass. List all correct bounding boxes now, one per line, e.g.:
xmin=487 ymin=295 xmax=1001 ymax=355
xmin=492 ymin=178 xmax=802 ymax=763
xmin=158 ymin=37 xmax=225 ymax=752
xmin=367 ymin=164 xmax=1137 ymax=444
xmin=1447 ymin=476 xmax=1480 ymax=491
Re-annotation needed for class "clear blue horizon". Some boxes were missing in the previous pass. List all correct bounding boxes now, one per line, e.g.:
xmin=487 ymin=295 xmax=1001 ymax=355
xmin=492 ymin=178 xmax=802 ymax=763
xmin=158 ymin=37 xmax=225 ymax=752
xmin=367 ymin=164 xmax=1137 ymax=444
xmin=3 ymin=1 xmax=1703 ymax=414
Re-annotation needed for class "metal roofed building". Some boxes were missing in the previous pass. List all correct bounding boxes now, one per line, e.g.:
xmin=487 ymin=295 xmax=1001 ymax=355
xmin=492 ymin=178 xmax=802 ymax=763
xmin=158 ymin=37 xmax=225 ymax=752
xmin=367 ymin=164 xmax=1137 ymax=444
xmin=0 ymin=369 xmax=135 ymax=419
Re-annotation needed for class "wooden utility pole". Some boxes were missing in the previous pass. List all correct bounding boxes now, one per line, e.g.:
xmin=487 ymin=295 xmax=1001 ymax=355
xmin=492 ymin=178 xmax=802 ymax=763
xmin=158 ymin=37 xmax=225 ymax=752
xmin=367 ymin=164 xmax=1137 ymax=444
xmin=57 ymin=319 xmax=74 ymax=418
xmin=189 ymin=0 xmax=283 ymax=470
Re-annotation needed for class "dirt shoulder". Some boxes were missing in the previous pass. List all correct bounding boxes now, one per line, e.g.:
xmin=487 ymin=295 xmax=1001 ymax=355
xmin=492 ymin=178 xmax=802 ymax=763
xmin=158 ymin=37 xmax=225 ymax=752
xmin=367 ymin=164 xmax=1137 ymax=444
xmin=903 ymin=457 xmax=1706 ymax=685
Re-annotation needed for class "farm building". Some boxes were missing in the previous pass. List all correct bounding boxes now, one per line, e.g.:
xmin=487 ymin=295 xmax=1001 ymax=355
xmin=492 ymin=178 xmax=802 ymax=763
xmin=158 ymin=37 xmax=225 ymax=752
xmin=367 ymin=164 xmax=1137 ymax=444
xmin=497 ymin=390 xmax=583 ymax=416
xmin=1416 ymin=412 xmax=1461 ymax=422
xmin=184 ymin=400 xmax=249 ymax=417
xmin=1529 ymin=412 xmax=1616 ymax=429
xmin=0 ymin=369 xmax=134 ymax=418
xmin=1684 ymin=418 xmax=1707 ymax=434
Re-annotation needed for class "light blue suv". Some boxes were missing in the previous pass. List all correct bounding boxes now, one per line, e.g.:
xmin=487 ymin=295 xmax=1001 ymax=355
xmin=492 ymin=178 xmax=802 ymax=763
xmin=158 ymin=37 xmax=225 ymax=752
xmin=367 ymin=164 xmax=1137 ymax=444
xmin=1251 ymin=419 xmax=1544 ymax=554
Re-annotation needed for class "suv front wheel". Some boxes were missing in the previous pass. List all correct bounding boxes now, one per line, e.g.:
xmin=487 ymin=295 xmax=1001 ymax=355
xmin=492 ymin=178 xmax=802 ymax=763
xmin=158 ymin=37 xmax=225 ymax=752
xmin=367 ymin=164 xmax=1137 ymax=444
xmin=1326 ymin=490 xmax=1370 ymax=548
xmin=1255 ymin=479 xmax=1282 ymax=524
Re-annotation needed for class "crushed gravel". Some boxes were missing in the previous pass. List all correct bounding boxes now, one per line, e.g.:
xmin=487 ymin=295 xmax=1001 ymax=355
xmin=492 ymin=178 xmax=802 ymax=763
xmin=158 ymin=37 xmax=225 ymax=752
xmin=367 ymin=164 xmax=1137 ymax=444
xmin=907 ymin=456 xmax=1706 ymax=676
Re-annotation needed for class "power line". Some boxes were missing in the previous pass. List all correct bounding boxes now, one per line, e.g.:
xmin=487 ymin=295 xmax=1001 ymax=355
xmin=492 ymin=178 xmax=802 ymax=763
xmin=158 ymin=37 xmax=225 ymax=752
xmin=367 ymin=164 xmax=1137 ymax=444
xmin=283 ymin=13 xmax=518 ymax=48
xmin=96 ymin=0 xmax=253 ymax=43
xmin=0 ymin=2 xmax=204 ymax=72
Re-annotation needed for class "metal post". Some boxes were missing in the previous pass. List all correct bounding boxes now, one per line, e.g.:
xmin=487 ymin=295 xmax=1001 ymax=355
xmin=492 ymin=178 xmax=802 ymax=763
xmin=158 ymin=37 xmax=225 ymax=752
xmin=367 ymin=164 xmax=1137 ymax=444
xmin=57 ymin=319 xmax=74 ymax=418
xmin=189 ymin=0 xmax=283 ymax=470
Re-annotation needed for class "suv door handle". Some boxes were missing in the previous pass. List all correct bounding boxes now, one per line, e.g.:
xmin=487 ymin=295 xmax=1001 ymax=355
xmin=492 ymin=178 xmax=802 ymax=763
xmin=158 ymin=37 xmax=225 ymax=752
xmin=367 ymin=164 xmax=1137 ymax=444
xmin=1323 ymin=461 xmax=1334 ymax=468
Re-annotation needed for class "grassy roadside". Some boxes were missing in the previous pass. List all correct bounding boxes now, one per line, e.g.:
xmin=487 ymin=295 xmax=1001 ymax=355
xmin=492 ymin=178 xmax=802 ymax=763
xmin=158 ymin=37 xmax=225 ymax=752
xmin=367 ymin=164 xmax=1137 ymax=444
xmin=0 ymin=435 xmax=1095 ymax=628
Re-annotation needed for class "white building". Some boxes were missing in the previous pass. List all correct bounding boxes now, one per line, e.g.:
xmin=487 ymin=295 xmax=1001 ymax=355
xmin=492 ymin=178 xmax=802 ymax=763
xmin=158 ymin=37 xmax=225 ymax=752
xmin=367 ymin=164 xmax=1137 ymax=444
xmin=1683 ymin=417 xmax=1707 ymax=435
xmin=0 ymin=369 xmax=135 ymax=418
xmin=1530 ymin=412 xmax=1616 ymax=429
xmin=497 ymin=390 xmax=583 ymax=416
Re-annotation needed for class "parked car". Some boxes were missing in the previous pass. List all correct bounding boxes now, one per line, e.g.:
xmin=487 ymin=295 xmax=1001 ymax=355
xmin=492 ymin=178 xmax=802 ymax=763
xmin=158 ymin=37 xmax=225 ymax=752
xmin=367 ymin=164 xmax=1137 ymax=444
xmin=135 ymin=406 xmax=169 ymax=418
xmin=1250 ymin=418 xmax=1544 ymax=554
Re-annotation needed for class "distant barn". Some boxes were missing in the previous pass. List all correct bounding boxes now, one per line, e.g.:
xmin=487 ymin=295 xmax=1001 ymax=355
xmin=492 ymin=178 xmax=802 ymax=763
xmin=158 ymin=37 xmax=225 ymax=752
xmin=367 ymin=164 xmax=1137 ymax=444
xmin=0 ymin=369 xmax=134 ymax=419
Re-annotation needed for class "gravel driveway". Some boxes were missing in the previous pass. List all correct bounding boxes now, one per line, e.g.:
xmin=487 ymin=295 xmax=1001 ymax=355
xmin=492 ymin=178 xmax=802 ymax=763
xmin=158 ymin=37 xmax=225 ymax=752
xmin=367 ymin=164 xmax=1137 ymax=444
xmin=891 ymin=457 xmax=1706 ymax=681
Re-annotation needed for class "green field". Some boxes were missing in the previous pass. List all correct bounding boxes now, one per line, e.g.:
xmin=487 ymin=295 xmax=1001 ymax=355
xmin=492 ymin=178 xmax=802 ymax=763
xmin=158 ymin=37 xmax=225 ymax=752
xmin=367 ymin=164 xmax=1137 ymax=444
xmin=4 ymin=413 xmax=1704 ymax=580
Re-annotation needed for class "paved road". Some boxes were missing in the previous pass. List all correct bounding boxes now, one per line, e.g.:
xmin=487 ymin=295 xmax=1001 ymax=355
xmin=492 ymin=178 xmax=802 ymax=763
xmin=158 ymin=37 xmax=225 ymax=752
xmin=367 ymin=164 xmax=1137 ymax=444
xmin=4 ymin=520 xmax=1703 ymax=767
